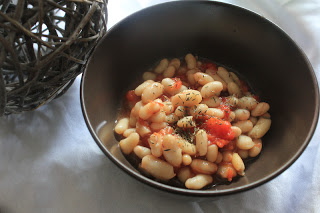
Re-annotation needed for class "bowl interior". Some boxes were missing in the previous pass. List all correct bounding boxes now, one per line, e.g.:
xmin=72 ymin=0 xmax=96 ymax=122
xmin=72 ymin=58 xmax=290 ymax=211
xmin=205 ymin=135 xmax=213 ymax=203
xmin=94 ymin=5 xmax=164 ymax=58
xmin=81 ymin=1 xmax=319 ymax=196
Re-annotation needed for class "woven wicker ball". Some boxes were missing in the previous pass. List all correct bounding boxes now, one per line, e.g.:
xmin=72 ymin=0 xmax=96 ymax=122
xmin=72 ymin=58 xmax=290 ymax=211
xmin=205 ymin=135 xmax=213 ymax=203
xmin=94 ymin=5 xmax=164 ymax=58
xmin=0 ymin=0 xmax=107 ymax=116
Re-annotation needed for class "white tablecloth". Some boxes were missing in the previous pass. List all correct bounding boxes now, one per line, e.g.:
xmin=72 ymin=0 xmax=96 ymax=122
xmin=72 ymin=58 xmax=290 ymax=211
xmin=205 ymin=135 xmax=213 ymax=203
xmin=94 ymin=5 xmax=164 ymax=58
xmin=1 ymin=0 xmax=319 ymax=212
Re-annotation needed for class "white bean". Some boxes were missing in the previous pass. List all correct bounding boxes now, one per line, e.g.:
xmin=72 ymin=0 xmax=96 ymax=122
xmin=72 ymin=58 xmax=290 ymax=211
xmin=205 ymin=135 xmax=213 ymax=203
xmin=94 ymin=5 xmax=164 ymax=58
xmin=133 ymin=145 xmax=151 ymax=159
xmin=141 ymin=155 xmax=175 ymax=180
xmin=179 ymin=85 xmax=188 ymax=93
xmin=123 ymin=128 xmax=137 ymax=137
xmin=224 ymin=96 xmax=239 ymax=107
xmin=139 ymin=102 xmax=161 ymax=120
xmin=149 ymin=110 xmax=166 ymax=123
xmin=178 ymin=137 xmax=197 ymax=156
xmin=231 ymin=126 xmax=242 ymax=137
xmin=201 ymin=81 xmax=223 ymax=98
xmin=115 ymin=118 xmax=129 ymax=134
xmin=215 ymin=152 xmax=223 ymax=164
xmin=185 ymin=53 xmax=197 ymax=69
xmin=227 ymin=82 xmax=242 ymax=97
xmin=119 ymin=133 xmax=140 ymax=154
xmin=217 ymin=164 xmax=237 ymax=181
xmin=154 ymin=58 xmax=169 ymax=74
xmin=169 ymin=58 xmax=181 ymax=70
xmin=148 ymin=133 xmax=163 ymax=157
xmin=222 ymin=151 xmax=233 ymax=162
xmin=163 ymin=101 xmax=174 ymax=115
xmin=249 ymin=116 xmax=258 ymax=125
xmin=177 ymin=66 xmax=187 ymax=75
xmin=141 ymin=82 xmax=164 ymax=104
xmin=194 ymin=72 xmax=214 ymax=85
xmin=154 ymin=98 xmax=163 ymax=104
xmin=196 ymin=130 xmax=208 ymax=156
xmin=177 ymin=116 xmax=195 ymax=128
xmin=142 ymin=72 xmax=156 ymax=81
xmin=234 ymin=109 xmax=250 ymax=121
xmin=248 ymin=118 xmax=271 ymax=139
xmin=206 ymin=144 xmax=218 ymax=163
xmin=206 ymin=69 xmax=228 ymax=91
xmin=135 ymin=80 xmax=154 ymax=96
xmin=190 ymin=159 xmax=218 ymax=175
xmin=162 ymin=135 xmax=182 ymax=167
xmin=163 ymin=65 xmax=176 ymax=78
xmin=177 ymin=167 xmax=193 ymax=183
xmin=251 ymin=102 xmax=270 ymax=117
xmin=185 ymin=174 xmax=213 ymax=190
xmin=229 ymin=72 xmax=241 ymax=86
xmin=161 ymin=78 xmax=180 ymax=95
xmin=129 ymin=114 xmax=137 ymax=127
xmin=150 ymin=122 xmax=167 ymax=132
xmin=165 ymin=113 xmax=179 ymax=124
xmin=236 ymin=135 xmax=255 ymax=150
xmin=182 ymin=154 xmax=192 ymax=165
xmin=188 ymin=104 xmax=209 ymax=117
xmin=205 ymin=108 xmax=224 ymax=118
xmin=232 ymin=153 xmax=245 ymax=175
xmin=238 ymin=149 xmax=249 ymax=159
xmin=233 ymin=120 xmax=253 ymax=133
xmin=201 ymin=96 xmax=221 ymax=108
xmin=261 ymin=112 xmax=271 ymax=119
xmin=238 ymin=96 xmax=258 ymax=110
xmin=228 ymin=111 xmax=236 ymax=123
xmin=175 ymin=106 xmax=186 ymax=117
xmin=217 ymin=67 xmax=233 ymax=84
xmin=131 ymin=101 xmax=143 ymax=117
xmin=186 ymin=69 xmax=197 ymax=85
xmin=136 ymin=121 xmax=151 ymax=137
xmin=171 ymin=90 xmax=202 ymax=107
xmin=249 ymin=139 xmax=262 ymax=157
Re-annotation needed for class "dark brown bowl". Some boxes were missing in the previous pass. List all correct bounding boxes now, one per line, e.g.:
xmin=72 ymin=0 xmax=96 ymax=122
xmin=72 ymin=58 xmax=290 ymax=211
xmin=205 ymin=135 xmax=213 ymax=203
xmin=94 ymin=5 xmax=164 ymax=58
xmin=80 ymin=1 xmax=319 ymax=196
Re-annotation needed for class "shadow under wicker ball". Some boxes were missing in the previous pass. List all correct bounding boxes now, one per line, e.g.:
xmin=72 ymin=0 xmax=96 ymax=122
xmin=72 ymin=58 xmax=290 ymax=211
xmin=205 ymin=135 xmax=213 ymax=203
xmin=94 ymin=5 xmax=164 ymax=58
xmin=0 ymin=0 xmax=107 ymax=116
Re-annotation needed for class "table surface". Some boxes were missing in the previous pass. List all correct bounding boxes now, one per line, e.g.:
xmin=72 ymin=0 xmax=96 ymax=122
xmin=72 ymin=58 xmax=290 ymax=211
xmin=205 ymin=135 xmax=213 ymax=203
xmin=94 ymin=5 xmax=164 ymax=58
xmin=1 ymin=0 xmax=320 ymax=212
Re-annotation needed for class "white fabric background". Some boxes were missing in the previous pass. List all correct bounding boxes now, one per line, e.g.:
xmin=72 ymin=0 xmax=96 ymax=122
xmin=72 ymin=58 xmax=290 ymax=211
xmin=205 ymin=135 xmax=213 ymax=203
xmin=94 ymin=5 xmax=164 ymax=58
xmin=1 ymin=0 xmax=319 ymax=212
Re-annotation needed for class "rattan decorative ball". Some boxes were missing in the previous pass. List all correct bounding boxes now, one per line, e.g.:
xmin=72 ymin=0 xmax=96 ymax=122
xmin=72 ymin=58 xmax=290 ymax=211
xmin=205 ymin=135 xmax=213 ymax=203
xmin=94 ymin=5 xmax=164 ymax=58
xmin=0 ymin=0 xmax=107 ymax=116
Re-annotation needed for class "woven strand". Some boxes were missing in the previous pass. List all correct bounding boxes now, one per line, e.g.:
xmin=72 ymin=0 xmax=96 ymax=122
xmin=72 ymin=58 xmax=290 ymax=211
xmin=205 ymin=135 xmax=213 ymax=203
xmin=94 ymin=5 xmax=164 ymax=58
xmin=0 ymin=0 xmax=107 ymax=115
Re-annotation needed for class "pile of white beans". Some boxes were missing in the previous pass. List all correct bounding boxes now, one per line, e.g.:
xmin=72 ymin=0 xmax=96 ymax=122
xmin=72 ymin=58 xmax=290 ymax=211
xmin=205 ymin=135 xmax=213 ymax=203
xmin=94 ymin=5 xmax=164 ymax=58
xmin=115 ymin=54 xmax=271 ymax=190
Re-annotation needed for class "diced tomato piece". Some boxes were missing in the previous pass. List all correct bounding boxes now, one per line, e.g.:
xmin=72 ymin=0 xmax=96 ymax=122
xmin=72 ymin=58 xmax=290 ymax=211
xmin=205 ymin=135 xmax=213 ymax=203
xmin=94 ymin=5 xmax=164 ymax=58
xmin=172 ymin=78 xmax=182 ymax=90
xmin=216 ymin=138 xmax=230 ymax=148
xmin=204 ymin=117 xmax=235 ymax=141
xmin=158 ymin=126 xmax=174 ymax=136
xmin=219 ymin=104 xmax=231 ymax=120
xmin=227 ymin=168 xmax=234 ymax=182
xmin=126 ymin=90 xmax=140 ymax=103
xmin=207 ymin=134 xmax=231 ymax=148
xmin=207 ymin=134 xmax=216 ymax=145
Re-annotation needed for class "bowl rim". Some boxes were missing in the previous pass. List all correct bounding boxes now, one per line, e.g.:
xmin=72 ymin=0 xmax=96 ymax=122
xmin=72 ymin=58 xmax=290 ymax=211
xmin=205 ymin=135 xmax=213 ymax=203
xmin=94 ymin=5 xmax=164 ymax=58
xmin=80 ymin=0 xmax=320 ymax=196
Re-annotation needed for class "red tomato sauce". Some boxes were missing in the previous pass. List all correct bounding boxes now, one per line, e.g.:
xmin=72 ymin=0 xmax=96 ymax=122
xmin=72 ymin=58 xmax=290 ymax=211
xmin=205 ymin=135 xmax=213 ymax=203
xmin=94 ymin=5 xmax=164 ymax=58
xmin=126 ymin=90 xmax=139 ymax=104
xmin=219 ymin=104 xmax=231 ymax=120
xmin=194 ymin=116 xmax=235 ymax=148
xmin=200 ymin=62 xmax=217 ymax=71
